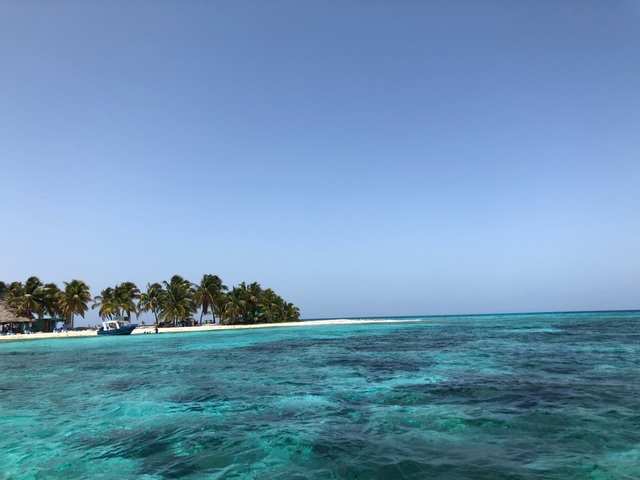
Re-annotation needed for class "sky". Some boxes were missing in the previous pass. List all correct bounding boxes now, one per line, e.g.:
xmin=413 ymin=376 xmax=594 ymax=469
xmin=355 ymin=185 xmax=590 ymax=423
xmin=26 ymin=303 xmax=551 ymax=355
xmin=1 ymin=1 xmax=639 ymax=325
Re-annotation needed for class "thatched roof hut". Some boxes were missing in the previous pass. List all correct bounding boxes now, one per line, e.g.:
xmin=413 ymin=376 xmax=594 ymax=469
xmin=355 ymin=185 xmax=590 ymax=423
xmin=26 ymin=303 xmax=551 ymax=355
xmin=0 ymin=301 xmax=32 ymax=324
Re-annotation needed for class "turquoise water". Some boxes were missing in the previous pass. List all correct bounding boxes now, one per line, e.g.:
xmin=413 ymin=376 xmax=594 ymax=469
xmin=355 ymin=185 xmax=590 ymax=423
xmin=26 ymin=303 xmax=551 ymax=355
xmin=1 ymin=311 xmax=639 ymax=479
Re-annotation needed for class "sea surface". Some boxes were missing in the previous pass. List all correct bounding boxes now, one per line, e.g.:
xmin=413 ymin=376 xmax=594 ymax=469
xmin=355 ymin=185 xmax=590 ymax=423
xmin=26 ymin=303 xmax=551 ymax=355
xmin=1 ymin=311 xmax=639 ymax=479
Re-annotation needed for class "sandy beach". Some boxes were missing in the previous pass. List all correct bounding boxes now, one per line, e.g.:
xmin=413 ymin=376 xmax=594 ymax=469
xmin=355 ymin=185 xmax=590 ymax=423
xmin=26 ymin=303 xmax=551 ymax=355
xmin=0 ymin=318 xmax=398 ymax=342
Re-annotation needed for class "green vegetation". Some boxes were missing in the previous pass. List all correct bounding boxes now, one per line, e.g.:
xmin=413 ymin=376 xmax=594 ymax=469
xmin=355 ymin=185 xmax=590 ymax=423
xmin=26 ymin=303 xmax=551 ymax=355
xmin=0 ymin=278 xmax=90 ymax=330
xmin=0 ymin=281 xmax=7 ymax=299
xmin=59 ymin=279 xmax=93 ymax=329
xmin=2 ymin=275 xmax=300 ymax=327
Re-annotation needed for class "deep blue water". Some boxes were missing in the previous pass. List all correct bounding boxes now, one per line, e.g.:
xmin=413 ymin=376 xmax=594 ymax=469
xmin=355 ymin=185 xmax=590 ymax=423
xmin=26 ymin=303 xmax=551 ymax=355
xmin=1 ymin=311 xmax=639 ymax=479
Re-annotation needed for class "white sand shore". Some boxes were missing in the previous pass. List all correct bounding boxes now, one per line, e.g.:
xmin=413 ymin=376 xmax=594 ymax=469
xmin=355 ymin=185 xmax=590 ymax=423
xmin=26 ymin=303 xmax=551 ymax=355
xmin=0 ymin=318 xmax=400 ymax=342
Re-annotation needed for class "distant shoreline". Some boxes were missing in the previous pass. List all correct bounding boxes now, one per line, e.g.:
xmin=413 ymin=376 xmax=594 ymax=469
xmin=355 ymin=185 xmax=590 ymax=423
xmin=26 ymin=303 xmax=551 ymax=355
xmin=0 ymin=318 xmax=401 ymax=342
xmin=3 ymin=309 xmax=637 ymax=342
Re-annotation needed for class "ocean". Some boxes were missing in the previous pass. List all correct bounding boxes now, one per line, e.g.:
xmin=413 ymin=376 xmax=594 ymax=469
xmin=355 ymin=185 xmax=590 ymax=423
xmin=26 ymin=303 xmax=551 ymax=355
xmin=1 ymin=311 xmax=639 ymax=479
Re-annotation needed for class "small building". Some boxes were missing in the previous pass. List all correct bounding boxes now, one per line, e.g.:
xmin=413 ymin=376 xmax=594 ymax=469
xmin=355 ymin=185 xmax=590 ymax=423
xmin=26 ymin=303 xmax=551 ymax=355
xmin=33 ymin=317 xmax=65 ymax=333
xmin=0 ymin=302 xmax=66 ymax=333
xmin=0 ymin=301 xmax=34 ymax=333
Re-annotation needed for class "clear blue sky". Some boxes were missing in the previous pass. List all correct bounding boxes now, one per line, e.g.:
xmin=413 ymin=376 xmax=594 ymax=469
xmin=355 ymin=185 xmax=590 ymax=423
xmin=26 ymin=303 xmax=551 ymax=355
xmin=1 ymin=1 xmax=639 ymax=324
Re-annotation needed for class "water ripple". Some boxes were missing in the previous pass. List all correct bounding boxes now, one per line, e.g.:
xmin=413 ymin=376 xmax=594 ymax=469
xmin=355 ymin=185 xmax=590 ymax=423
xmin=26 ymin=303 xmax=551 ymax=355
xmin=1 ymin=312 xmax=639 ymax=478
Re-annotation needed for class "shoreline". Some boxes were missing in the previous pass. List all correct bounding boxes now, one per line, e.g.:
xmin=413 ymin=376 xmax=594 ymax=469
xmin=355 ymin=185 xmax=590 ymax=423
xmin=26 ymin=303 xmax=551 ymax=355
xmin=0 ymin=318 xmax=401 ymax=342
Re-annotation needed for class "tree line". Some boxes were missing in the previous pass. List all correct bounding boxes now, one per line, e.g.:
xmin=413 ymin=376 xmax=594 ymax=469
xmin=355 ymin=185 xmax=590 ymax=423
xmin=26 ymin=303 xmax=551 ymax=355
xmin=0 ymin=275 xmax=300 ymax=328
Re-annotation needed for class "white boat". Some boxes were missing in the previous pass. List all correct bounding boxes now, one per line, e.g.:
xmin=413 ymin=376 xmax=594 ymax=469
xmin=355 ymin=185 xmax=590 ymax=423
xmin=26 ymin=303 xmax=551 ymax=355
xmin=97 ymin=317 xmax=137 ymax=336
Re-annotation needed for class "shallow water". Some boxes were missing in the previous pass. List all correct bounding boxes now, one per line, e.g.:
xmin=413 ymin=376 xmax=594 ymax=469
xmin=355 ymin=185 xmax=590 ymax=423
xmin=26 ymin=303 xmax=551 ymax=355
xmin=1 ymin=311 xmax=639 ymax=479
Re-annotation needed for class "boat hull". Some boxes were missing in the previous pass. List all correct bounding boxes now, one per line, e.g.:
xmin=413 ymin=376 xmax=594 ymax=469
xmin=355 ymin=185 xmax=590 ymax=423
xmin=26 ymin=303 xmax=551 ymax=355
xmin=97 ymin=325 xmax=137 ymax=336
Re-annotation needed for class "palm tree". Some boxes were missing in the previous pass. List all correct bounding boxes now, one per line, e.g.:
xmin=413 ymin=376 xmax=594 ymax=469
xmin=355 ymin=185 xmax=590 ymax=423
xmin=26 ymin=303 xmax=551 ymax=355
xmin=221 ymin=288 xmax=245 ymax=325
xmin=193 ymin=274 xmax=227 ymax=324
xmin=114 ymin=281 xmax=140 ymax=320
xmin=220 ymin=282 xmax=262 ymax=324
xmin=259 ymin=288 xmax=284 ymax=323
xmin=282 ymin=302 xmax=301 ymax=322
xmin=92 ymin=287 xmax=117 ymax=320
xmin=8 ymin=276 xmax=44 ymax=319
xmin=7 ymin=282 xmax=25 ymax=301
xmin=244 ymin=282 xmax=263 ymax=323
xmin=138 ymin=282 xmax=164 ymax=324
xmin=213 ymin=292 xmax=229 ymax=325
xmin=92 ymin=282 xmax=140 ymax=320
xmin=59 ymin=279 xmax=92 ymax=329
xmin=5 ymin=281 xmax=24 ymax=317
xmin=159 ymin=275 xmax=195 ymax=327
xmin=41 ymin=283 xmax=62 ymax=318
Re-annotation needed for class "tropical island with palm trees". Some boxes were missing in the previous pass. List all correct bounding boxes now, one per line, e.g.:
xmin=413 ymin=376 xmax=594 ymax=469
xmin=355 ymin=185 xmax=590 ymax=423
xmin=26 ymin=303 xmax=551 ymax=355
xmin=0 ymin=274 xmax=301 ymax=334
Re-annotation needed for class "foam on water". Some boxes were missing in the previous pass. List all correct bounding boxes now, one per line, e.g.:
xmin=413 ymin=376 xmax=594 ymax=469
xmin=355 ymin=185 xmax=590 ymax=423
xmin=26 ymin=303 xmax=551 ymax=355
xmin=1 ymin=312 xmax=640 ymax=479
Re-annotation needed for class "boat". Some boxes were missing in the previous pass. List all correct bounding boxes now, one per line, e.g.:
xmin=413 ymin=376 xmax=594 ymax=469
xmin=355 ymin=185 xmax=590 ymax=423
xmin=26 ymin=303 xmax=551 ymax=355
xmin=97 ymin=317 xmax=137 ymax=336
